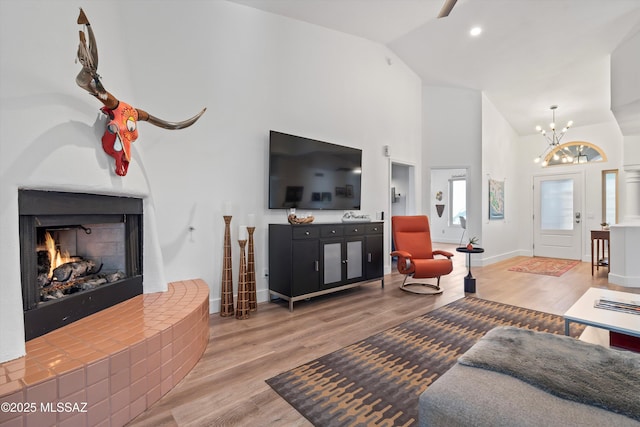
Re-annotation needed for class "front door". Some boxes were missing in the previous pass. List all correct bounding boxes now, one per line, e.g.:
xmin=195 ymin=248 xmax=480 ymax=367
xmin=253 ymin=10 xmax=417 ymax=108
xmin=533 ymin=173 xmax=583 ymax=260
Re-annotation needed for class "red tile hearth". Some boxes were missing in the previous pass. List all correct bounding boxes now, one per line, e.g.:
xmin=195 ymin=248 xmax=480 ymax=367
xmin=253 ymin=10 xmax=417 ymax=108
xmin=0 ymin=279 xmax=209 ymax=427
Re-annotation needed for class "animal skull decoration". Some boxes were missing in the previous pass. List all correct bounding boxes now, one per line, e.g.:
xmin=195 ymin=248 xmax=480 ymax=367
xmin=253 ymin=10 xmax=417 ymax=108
xmin=75 ymin=8 xmax=206 ymax=176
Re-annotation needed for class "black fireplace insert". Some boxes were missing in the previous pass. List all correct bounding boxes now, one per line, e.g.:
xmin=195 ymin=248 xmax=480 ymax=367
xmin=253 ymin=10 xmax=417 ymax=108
xmin=19 ymin=190 xmax=143 ymax=340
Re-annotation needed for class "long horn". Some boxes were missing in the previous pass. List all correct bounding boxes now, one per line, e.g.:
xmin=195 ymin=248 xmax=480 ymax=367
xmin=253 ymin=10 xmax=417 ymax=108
xmin=76 ymin=8 xmax=119 ymax=110
xmin=137 ymin=107 xmax=207 ymax=130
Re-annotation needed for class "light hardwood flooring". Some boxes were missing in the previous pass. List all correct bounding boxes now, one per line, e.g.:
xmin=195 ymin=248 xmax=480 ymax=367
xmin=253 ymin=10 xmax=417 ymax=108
xmin=128 ymin=245 xmax=639 ymax=426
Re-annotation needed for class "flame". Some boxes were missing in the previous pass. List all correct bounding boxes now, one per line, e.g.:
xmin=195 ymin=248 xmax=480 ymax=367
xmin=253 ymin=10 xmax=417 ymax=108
xmin=44 ymin=232 xmax=72 ymax=278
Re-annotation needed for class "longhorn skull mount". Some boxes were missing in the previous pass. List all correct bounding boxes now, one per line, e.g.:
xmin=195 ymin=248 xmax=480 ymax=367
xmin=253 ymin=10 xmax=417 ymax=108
xmin=76 ymin=8 xmax=206 ymax=176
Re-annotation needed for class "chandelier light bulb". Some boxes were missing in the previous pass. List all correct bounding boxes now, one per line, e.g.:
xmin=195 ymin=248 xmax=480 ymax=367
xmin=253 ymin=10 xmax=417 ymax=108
xmin=567 ymin=120 xmax=573 ymax=127
xmin=534 ymin=157 xmax=541 ymax=163
xmin=550 ymin=122 xmax=555 ymax=130
xmin=536 ymin=125 xmax=542 ymax=132
xmin=553 ymin=153 xmax=560 ymax=161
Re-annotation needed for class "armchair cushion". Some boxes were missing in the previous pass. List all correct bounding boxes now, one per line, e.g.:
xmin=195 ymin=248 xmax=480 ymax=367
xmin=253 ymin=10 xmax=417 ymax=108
xmin=412 ymin=258 xmax=453 ymax=279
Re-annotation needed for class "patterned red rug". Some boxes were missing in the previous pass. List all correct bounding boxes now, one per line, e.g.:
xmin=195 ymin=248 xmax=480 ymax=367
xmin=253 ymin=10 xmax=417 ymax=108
xmin=508 ymin=257 xmax=581 ymax=277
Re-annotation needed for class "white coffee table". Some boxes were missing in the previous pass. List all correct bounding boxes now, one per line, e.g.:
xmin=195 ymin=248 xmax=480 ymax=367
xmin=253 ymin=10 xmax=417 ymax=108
xmin=564 ymin=288 xmax=640 ymax=344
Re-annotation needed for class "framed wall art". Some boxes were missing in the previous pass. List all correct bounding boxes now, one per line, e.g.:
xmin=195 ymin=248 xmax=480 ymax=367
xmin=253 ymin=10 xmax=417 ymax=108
xmin=489 ymin=178 xmax=505 ymax=220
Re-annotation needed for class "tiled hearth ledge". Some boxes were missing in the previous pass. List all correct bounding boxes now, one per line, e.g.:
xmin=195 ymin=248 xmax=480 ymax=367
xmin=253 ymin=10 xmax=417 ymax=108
xmin=0 ymin=279 xmax=209 ymax=427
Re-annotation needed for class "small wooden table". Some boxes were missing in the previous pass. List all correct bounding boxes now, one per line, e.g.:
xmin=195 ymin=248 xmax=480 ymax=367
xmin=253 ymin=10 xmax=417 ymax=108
xmin=591 ymin=229 xmax=610 ymax=275
xmin=456 ymin=247 xmax=484 ymax=293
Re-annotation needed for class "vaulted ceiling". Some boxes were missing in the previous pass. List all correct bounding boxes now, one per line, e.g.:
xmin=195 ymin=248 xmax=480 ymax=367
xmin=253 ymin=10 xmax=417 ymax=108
xmin=229 ymin=0 xmax=640 ymax=136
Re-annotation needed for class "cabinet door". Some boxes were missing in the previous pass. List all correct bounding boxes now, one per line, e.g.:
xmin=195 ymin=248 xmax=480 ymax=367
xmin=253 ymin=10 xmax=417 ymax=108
xmin=365 ymin=234 xmax=384 ymax=279
xmin=292 ymin=239 xmax=320 ymax=296
xmin=322 ymin=241 xmax=343 ymax=286
xmin=346 ymin=239 xmax=363 ymax=281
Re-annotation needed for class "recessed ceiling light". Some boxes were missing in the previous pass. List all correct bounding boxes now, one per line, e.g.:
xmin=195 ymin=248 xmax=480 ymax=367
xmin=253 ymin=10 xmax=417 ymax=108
xmin=470 ymin=27 xmax=482 ymax=37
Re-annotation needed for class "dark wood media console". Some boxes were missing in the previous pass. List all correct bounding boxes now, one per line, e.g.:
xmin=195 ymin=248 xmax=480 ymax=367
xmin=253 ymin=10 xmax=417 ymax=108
xmin=268 ymin=222 xmax=384 ymax=311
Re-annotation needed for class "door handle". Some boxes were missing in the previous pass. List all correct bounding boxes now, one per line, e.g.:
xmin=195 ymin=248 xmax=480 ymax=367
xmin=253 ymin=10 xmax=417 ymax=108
xmin=575 ymin=212 xmax=581 ymax=224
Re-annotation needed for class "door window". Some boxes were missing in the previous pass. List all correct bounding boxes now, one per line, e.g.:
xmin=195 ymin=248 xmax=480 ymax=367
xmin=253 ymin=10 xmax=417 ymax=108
xmin=540 ymin=179 xmax=574 ymax=230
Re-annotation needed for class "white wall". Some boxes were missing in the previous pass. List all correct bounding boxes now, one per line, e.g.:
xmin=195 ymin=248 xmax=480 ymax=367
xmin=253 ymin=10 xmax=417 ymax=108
xmin=0 ymin=0 xmax=422 ymax=363
xmin=481 ymin=95 xmax=522 ymax=263
xmin=423 ymin=86 xmax=482 ymax=247
xmin=611 ymin=30 xmax=640 ymax=138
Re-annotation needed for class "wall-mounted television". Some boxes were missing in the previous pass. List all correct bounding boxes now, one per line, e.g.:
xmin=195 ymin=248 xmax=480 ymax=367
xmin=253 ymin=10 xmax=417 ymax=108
xmin=268 ymin=131 xmax=362 ymax=210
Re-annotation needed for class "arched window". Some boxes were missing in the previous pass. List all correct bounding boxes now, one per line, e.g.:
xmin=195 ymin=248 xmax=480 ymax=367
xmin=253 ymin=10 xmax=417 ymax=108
xmin=543 ymin=141 xmax=606 ymax=166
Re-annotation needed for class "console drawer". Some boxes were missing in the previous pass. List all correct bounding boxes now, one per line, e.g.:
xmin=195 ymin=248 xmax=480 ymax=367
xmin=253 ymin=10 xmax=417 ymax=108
xmin=320 ymin=225 xmax=344 ymax=237
xmin=292 ymin=226 xmax=319 ymax=239
xmin=344 ymin=224 xmax=366 ymax=236
xmin=365 ymin=223 xmax=383 ymax=234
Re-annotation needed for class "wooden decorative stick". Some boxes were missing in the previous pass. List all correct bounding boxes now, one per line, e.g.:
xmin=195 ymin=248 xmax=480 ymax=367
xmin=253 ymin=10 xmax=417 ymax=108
xmin=247 ymin=226 xmax=257 ymax=312
xmin=220 ymin=215 xmax=234 ymax=317
xmin=236 ymin=239 xmax=250 ymax=320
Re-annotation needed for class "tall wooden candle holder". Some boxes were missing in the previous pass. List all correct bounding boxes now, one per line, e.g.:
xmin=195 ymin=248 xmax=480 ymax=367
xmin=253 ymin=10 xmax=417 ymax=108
xmin=219 ymin=215 xmax=234 ymax=317
xmin=236 ymin=239 xmax=250 ymax=319
xmin=247 ymin=226 xmax=257 ymax=312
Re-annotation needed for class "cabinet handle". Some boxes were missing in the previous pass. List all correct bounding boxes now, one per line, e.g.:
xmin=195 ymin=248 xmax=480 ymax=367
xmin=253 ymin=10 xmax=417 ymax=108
xmin=342 ymin=259 xmax=348 ymax=264
xmin=331 ymin=230 xmax=336 ymax=234
xmin=354 ymin=228 xmax=358 ymax=232
xmin=368 ymin=253 xmax=372 ymax=262
xmin=315 ymin=261 xmax=319 ymax=271
xmin=305 ymin=231 xmax=310 ymax=235
xmin=373 ymin=227 xmax=378 ymax=231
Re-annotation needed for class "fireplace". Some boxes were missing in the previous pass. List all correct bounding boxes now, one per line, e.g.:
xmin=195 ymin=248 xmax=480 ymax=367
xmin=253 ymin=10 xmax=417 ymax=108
xmin=19 ymin=190 xmax=143 ymax=340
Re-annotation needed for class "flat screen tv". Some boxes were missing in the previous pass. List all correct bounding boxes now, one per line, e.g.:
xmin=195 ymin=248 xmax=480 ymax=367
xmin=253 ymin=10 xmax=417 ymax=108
xmin=268 ymin=131 xmax=362 ymax=210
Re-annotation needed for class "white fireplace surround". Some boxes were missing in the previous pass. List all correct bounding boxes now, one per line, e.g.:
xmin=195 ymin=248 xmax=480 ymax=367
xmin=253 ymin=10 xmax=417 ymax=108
xmin=1 ymin=182 xmax=168 ymax=363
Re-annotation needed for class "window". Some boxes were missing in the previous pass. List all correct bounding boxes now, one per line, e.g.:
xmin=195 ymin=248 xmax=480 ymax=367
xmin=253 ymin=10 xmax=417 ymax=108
xmin=544 ymin=141 xmax=606 ymax=166
xmin=602 ymin=169 xmax=618 ymax=225
xmin=450 ymin=178 xmax=466 ymax=226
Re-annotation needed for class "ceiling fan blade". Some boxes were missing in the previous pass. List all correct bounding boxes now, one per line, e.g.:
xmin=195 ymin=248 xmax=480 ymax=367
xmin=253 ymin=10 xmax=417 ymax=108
xmin=437 ymin=0 xmax=458 ymax=18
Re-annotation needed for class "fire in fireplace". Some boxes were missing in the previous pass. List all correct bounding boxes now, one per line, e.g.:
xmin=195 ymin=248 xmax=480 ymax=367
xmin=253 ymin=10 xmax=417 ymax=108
xmin=19 ymin=190 xmax=143 ymax=340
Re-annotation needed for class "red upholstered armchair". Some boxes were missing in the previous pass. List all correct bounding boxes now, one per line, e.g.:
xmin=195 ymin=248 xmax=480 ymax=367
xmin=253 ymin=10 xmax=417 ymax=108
xmin=391 ymin=215 xmax=454 ymax=294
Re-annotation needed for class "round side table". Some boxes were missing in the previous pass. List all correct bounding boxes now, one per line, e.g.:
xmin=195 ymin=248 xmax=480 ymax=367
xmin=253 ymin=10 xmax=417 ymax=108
xmin=456 ymin=247 xmax=484 ymax=293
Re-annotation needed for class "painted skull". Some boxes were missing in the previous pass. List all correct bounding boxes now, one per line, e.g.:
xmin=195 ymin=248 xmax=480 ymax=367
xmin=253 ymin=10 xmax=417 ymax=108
xmin=101 ymin=102 xmax=139 ymax=176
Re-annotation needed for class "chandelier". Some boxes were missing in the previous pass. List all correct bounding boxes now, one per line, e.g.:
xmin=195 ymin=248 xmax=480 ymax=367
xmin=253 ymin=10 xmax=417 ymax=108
xmin=533 ymin=105 xmax=574 ymax=166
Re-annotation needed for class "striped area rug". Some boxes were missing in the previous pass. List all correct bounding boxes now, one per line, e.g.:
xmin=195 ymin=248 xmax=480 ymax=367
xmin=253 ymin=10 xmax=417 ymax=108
xmin=266 ymin=297 xmax=585 ymax=427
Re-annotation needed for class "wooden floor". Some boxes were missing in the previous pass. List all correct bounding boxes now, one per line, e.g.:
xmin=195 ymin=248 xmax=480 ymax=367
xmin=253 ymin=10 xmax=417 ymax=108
xmin=128 ymin=245 xmax=638 ymax=426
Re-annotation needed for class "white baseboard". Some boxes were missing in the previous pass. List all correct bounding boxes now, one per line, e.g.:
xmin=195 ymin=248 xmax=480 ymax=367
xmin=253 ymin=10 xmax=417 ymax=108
xmin=209 ymin=289 xmax=271 ymax=314
xmin=475 ymin=249 xmax=530 ymax=267
xmin=608 ymin=273 xmax=640 ymax=288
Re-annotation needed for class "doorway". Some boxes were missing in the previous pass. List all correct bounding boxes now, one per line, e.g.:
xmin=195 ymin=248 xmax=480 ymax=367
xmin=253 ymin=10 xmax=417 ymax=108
xmin=390 ymin=161 xmax=416 ymax=251
xmin=533 ymin=172 xmax=583 ymax=259
xmin=391 ymin=162 xmax=414 ymax=217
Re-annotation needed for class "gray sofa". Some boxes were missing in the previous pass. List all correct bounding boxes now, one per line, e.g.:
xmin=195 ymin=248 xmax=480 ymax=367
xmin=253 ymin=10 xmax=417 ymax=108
xmin=419 ymin=326 xmax=640 ymax=427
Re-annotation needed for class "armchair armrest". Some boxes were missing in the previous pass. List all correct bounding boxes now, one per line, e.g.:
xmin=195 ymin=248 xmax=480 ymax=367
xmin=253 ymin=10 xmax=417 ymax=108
xmin=433 ymin=250 xmax=454 ymax=259
xmin=391 ymin=250 xmax=414 ymax=273
xmin=390 ymin=250 xmax=413 ymax=259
